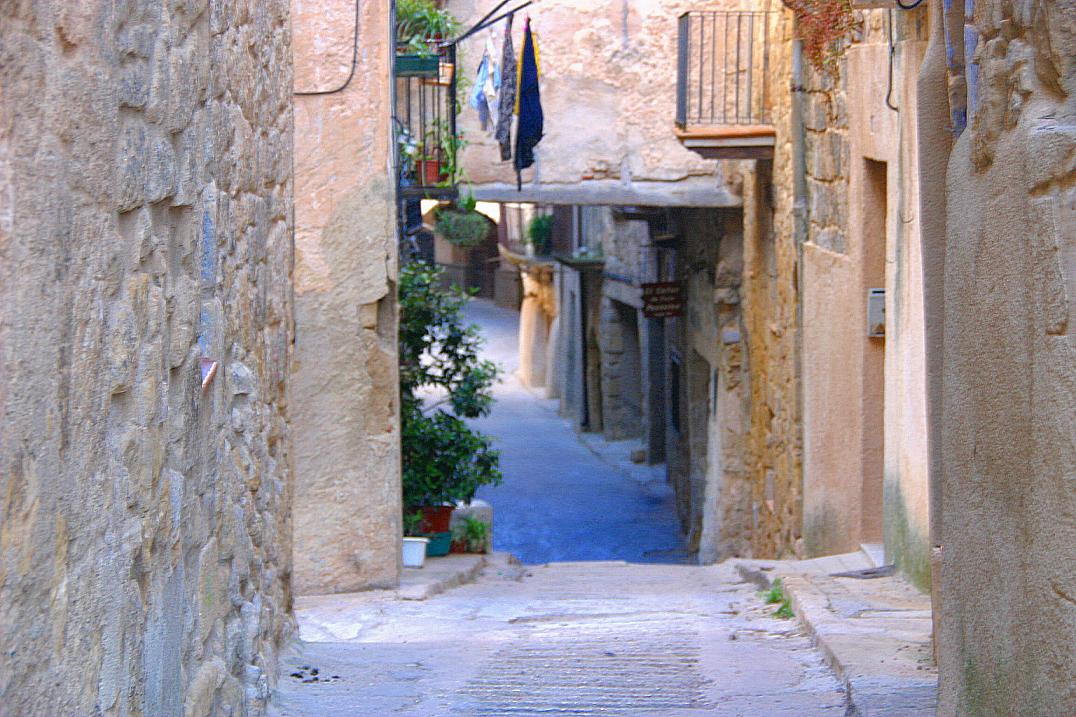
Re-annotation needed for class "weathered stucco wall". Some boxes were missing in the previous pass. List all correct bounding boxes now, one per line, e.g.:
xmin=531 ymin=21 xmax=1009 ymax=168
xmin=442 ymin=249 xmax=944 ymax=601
xmin=291 ymin=0 xmax=401 ymax=595
xmin=936 ymin=1 xmax=1075 ymax=713
xmin=447 ymin=0 xmax=744 ymax=207
xmin=882 ymin=12 xmax=931 ymax=591
xmin=0 ymin=3 xmax=294 ymax=715
xmin=793 ymin=8 xmax=931 ymax=587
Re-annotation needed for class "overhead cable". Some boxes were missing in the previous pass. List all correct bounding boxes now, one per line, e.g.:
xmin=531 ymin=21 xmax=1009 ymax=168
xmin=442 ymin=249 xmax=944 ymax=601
xmin=295 ymin=0 xmax=360 ymax=96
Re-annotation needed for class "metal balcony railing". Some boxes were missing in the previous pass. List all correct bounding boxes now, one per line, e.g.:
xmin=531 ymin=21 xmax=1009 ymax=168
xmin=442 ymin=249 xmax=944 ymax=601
xmin=395 ymin=43 xmax=459 ymax=200
xmin=676 ymin=11 xmax=773 ymax=129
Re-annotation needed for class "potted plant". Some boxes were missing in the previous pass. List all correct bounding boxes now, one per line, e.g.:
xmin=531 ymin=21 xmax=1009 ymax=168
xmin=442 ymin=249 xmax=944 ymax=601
xmin=437 ymin=128 xmax=467 ymax=187
xmin=395 ymin=0 xmax=460 ymax=76
xmin=397 ymin=124 xmax=419 ymax=181
xmin=527 ymin=214 xmax=554 ymax=256
xmin=435 ymin=193 xmax=490 ymax=248
xmin=402 ymin=511 xmax=430 ymax=568
xmin=451 ymin=516 xmax=490 ymax=554
xmin=417 ymin=147 xmax=444 ymax=186
xmin=400 ymin=260 xmax=502 ymax=557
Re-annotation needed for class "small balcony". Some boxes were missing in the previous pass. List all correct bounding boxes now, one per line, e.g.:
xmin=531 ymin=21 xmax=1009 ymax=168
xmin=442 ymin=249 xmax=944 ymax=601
xmin=395 ymin=43 xmax=459 ymax=200
xmin=675 ymin=11 xmax=775 ymax=160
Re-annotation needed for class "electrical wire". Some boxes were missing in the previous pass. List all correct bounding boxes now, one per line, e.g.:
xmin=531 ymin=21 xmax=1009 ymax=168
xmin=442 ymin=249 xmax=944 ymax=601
xmin=294 ymin=0 xmax=360 ymax=96
xmin=885 ymin=9 xmax=899 ymax=111
xmin=896 ymin=0 xmax=925 ymax=9
xmin=453 ymin=1 xmax=535 ymax=45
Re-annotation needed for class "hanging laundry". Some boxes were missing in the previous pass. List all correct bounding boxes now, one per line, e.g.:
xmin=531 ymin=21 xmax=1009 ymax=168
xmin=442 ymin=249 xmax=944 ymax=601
xmin=481 ymin=35 xmax=501 ymax=135
xmin=469 ymin=48 xmax=494 ymax=131
xmin=514 ymin=17 xmax=543 ymax=190
xmin=495 ymin=13 xmax=517 ymax=162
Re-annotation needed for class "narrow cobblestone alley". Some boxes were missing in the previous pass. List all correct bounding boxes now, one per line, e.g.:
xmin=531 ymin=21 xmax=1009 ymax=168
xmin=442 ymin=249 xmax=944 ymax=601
xmin=272 ymin=300 xmax=850 ymax=716
xmin=463 ymin=299 xmax=688 ymax=565
xmin=273 ymin=560 xmax=848 ymax=716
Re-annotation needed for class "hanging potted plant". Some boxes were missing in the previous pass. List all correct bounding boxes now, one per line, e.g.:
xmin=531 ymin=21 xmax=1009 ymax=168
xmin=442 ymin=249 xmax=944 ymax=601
xmin=399 ymin=260 xmax=502 ymax=558
xmin=435 ymin=193 xmax=491 ymax=248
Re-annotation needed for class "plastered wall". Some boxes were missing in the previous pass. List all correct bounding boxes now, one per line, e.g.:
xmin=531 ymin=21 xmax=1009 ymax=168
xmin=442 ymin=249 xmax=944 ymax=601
xmin=768 ymin=7 xmax=932 ymax=587
xmin=291 ymin=0 xmax=401 ymax=595
xmin=0 ymin=2 xmax=294 ymax=715
xmin=447 ymin=0 xmax=744 ymax=207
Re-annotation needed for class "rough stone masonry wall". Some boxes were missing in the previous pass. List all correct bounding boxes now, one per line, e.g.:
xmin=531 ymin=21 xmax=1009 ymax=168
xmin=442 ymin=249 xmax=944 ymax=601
xmin=937 ymin=1 xmax=1075 ymax=713
xmin=597 ymin=211 xmax=649 ymax=442
xmin=0 ymin=3 xmax=293 ymax=716
xmin=740 ymin=5 xmax=803 ymax=559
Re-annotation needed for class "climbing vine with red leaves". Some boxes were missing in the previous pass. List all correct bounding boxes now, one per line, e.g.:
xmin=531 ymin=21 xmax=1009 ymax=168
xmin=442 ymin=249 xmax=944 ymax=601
xmin=783 ymin=0 xmax=857 ymax=75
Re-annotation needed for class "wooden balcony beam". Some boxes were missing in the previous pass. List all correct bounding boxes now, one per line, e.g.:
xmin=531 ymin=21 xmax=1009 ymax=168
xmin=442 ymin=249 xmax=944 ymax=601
xmin=675 ymin=124 xmax=776 ymax=160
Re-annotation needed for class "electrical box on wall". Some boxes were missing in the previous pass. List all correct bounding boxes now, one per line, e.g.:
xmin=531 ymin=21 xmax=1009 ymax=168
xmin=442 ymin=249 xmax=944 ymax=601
xmin=867 ymin=288 xmax=886 ymax=338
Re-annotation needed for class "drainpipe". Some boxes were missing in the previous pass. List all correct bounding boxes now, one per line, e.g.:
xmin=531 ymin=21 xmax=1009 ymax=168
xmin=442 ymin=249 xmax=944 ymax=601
xmin=791 ymin=39 xmax=808 ymax=250
xmin=917 ymin=0 xmax=951 ymax=666
xmin=790 ymin=34 xmax=808 ymax=518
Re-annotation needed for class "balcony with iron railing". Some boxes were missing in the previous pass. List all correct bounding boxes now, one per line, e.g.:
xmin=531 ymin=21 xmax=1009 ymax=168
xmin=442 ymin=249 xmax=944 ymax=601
xmin=395 ymin=42 xmax=460 ymax=201
xmin=676 ymin=11 xmax=775 ymax=160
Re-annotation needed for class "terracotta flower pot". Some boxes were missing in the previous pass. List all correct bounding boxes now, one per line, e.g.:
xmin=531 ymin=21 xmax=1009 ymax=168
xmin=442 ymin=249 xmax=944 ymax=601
xmin=419 ymin=505 xmax=454 ymax=534
xmin=418 ymin=159 xmax=444 ymax=185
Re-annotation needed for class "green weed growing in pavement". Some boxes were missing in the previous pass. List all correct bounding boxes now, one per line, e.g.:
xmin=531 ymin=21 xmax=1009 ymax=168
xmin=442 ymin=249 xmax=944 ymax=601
xmin=764 ymin=579 xmax=795 ymax=619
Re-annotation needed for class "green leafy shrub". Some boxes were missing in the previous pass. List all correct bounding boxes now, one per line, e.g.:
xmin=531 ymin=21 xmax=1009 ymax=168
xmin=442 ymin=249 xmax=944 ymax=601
xmin=403 ymin=511 xmax=424 ymax=537
xmin=399 ymin=260 xmax=502 ymax=512
xmin=452 ymin=516 xmax=490 ymax=553
xmin=527 ymin=214 xmax=554 ymax=255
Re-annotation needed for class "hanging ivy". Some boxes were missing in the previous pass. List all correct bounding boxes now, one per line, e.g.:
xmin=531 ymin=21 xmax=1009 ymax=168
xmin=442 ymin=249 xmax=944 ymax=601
xmin=784 ymin=0 xmax=857 ymax=75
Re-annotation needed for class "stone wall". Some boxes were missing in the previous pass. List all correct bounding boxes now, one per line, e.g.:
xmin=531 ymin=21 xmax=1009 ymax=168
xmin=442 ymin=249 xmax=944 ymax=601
xmin=689 ymin=210 xmax=751 ymax=563
xmin=447 ymin=0 xmax=744 ymax=207
xmin=739 ymin=5 xmax=803 ymax=559
xmin=291 ymin=0 xmax=401 ymax=595
xmin=744 ymin=4 xmax=933 ymax=584
xmin=671 ymin=209 xmax=749 ymax=556
xmin=596 ymin=211 xmax=650 ymax=442
xmin=934 ymin=1 xmax=1075 ymax=713
xmin=0 ymin=2 xmax=294 ymax=715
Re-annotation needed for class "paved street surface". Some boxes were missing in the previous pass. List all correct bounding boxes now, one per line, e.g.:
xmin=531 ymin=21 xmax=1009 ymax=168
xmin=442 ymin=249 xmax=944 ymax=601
xmin=273 ymin=559 xmax=849 ymax=716
xmin=463 ymin=299 xmax=688 ymax=565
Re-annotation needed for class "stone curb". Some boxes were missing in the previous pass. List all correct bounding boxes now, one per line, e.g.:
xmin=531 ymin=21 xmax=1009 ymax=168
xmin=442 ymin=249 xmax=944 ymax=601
xmin=398 ymin=554 xmax=489 ymax=601
xmin=735 ymin=561 xmax=937 ymax=717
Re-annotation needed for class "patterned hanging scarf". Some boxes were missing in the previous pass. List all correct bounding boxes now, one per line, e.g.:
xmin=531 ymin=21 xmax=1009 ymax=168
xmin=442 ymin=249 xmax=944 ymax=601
xmin=495 ymin=13 xmax=517 ymax=162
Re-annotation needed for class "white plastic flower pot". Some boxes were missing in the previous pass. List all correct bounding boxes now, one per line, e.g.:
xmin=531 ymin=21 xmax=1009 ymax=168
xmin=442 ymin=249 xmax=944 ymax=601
xmin=402 ymin=537 xmax=430 ymax=568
